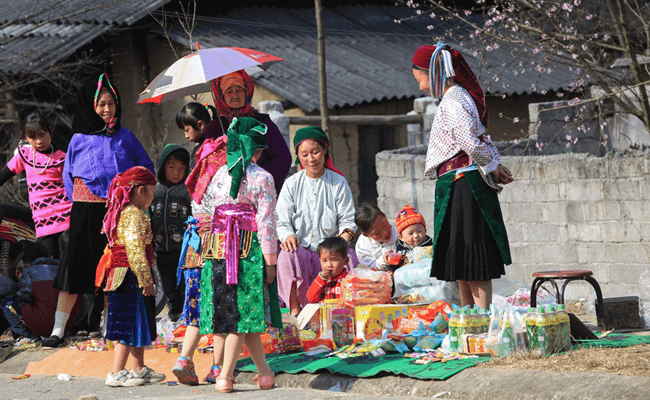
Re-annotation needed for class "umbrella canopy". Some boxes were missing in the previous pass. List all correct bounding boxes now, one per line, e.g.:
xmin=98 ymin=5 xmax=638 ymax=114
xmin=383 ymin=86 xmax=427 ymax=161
xmin=137 ymin=47 xmax=284 ymax=104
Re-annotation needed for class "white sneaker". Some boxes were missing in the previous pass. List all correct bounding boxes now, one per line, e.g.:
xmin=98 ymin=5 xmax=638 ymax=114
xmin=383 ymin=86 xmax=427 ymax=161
xmin=130 ymin=365 xmax=166 ymax=383
xmin=105 ymin=369 xmax=146 ymax=387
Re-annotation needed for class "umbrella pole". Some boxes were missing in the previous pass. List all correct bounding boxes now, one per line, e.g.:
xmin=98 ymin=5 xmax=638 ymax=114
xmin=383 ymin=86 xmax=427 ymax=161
xmin=211 ymin=90 xmax=227 ymax=135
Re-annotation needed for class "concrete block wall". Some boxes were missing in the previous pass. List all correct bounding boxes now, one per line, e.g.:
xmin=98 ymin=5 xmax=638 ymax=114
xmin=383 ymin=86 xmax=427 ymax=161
xmin=376 ymin=148 xmax=650 ymax=299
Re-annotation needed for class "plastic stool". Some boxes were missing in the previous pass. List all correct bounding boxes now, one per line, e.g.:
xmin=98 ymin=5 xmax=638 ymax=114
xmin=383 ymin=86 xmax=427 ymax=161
xmin=530 ymin=270 xmax=605 ymax=329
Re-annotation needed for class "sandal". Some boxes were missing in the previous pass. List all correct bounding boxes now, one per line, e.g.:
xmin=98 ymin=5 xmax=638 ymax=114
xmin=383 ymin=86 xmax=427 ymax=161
xmin=216 ymin=376 xmax=235 ymax=393
xmin=253 ymin=373 xmax=275 ymax=390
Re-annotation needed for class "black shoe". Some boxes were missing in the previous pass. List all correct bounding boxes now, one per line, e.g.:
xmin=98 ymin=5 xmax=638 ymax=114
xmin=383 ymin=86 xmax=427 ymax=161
xmin=42 ymin=335 xmax=64 ymax=349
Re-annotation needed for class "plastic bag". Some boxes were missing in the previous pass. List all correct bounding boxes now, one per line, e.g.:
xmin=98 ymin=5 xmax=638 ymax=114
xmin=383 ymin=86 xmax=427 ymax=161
xmin=339 ymin=268 xmax=392 ymax=307
xmin=638 ymin=271 xmax=650 ymax=328
xmin=155 ymin=316 xmax=175 ymax=347
xmin=485 ymin=304 xmax=525 ymax=356
xmin=393 ymin=260 xmax=460 ymax=304
xmin=505 ymin=287 xmax=555 ymax=307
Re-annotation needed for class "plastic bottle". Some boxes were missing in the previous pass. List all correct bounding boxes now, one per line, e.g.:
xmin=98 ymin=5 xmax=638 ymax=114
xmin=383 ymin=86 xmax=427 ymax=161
xmin=525 ymin=307 xmax=537 ymax=351
xmin=448 ymin=309 xmax=461 ymax=352
xmin=535 ymin=306 xmax=549 ymax=354
xmin=458 ymin=309 xmax=470 ymax=336
xmin=545 ymin=305 xmax=558 ymax=354
xmin=556 ymin=305 xmax=571 ymax=352
xmin=469 ymin=309 xmax=480 ymax=334
xmin=480 ymin=308 xmax=490 ymax=334
xmin=500 ymin=312 xmax=515 ymax=354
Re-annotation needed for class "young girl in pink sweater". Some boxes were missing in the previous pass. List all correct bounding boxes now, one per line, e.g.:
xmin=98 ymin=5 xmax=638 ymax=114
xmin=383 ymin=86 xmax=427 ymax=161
xmin=0 ymin=113 xmax=72 ymax=259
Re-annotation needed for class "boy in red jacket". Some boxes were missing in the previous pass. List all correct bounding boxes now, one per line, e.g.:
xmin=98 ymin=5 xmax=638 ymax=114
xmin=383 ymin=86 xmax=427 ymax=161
xmin=306 ymin=237 xmax=350 ymax=303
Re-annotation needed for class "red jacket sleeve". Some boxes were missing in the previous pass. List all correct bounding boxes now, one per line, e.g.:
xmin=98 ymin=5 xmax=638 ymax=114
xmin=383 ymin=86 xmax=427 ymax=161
xmin=306 ymin=274 xmax=327 ymax=303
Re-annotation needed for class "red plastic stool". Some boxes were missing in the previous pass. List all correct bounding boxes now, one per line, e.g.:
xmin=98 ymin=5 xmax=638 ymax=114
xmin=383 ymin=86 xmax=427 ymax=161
xmin=530 ymin=270 xmax=605 ymax=329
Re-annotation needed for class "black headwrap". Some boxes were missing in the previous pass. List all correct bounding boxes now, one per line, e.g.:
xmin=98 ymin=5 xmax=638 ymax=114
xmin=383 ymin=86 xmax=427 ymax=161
xmin=71 ymin=73 xmax=122 ymax=136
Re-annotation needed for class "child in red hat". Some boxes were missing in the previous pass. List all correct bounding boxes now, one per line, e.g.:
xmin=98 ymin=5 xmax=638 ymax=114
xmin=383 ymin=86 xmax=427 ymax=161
xmin=391 ymin=205 xmax=433 ymax=269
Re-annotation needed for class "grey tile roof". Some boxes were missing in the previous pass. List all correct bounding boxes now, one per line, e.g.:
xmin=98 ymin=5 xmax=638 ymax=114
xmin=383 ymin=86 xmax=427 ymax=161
xmin=0 ymin=0 xmax=168 ymax=25
xmin=0 ymin=0 xmax=172 ymax=73
xmin=165 ymin=5 xmax=577 ymax=112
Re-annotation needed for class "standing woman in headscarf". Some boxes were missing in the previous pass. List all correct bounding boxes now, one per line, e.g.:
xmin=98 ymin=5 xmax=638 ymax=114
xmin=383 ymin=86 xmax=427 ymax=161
xmin=275 ymin=126 xmax=359 ymax=316
xmin=202 ymin=70 xmax=292 ymax=193
xmin=412 ymin=43 xmax=513 ymax=309
xmin=194 ymin=117 xmax=282 ymax=393
xmin=45 ymin=74 xmax=155 ymax=349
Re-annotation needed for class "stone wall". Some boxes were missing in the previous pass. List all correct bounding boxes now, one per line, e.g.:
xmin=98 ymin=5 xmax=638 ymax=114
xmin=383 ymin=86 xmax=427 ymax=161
xmin=376 ymin=147 xmax=650 ymax=299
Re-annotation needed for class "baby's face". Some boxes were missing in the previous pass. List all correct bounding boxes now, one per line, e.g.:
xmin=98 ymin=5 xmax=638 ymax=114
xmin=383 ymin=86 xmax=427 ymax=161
xmin=399 ymin=223 xmax=426 ymax=248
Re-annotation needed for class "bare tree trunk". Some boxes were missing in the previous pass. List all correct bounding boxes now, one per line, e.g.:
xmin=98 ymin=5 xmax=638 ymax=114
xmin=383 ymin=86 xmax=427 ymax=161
xmin=314 ymin=0 xmax=330 ymax=139
xmin=614 ymin=0 xmax=650 ymax=132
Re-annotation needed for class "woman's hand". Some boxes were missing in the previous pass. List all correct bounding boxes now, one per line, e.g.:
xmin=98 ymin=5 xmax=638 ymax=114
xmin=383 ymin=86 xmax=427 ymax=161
xmin=280 ymin=235 xmax=300 ymax=252
xmin=340 ymin=231 xmax=354 ymax=242
xmin=265 ymin=264 xmax=276 ymax=284
xmin=142 ymin=283 xmax=155 ymax=297
xmin=492 ymin=164 xmax=514 ymax=185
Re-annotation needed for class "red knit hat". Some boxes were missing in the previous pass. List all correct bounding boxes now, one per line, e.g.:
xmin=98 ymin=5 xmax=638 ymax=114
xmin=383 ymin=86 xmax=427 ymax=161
xmin=411 ymin=44 xmax=489 ymax=128
xmin=396 ymin=205 xmax=426 ymax=235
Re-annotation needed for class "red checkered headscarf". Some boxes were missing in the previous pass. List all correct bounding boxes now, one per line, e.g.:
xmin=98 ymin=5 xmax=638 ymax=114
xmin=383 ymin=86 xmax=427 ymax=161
xmin=396 ymin=205 xmax=426 ymax=235
xmin=210 ymin=70 xmax=257 ymax=122
xmin=412 ymin=43 xmax=489 ymax=128
xmin=102 ymin=166 xmax=156 ymax=246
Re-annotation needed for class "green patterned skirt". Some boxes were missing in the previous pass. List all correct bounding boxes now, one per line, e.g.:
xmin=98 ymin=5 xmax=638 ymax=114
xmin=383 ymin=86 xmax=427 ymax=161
xmin=199 ymin=233 xmax=282 ymax=334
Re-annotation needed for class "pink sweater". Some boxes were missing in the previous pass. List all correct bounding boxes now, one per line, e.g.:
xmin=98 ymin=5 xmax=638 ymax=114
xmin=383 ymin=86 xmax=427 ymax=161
xmin=7 ymin=145 xmax=72 ymax=237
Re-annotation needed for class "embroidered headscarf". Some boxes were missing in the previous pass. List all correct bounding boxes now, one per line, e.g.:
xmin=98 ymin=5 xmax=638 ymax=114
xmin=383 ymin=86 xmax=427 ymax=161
xmin=226 ymin=117 xmax=268 ymax=199
xmin=293 ymin=126 xmax=343 ymax=176
xmin=210 ymin=70 xmax=257 ymax=122
xmin=412 ymin=42 xmax=489 ymax=128
xmin=102 ymin=166 xmax=156 ymax=246
xmin=72 ymin=73 xmax=122 ymax=136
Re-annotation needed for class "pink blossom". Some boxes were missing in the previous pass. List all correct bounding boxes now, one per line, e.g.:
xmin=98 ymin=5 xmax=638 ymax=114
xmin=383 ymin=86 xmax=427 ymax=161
xmin=573 ymin=138 xmax=578 ymax=144
xmin=557 ymin=92 xmax=564 ymax=97
xmin=568 ymin=98 xmax=580 ymax=106
xmin=565 ymin=142 xmax=571 ymax=148
xmin=473 ymin=51 xmax=478 ymax=57
xmin=565 ymin=116 xmax=570 ymax=122
xmin=547 ymin=68 xmax=553 ymax=74
xmin=514 ymin=139 xmax=520 ymax=144
xmin=604 ymin=134 xmax=608 ymax=139
xmin=604 ymin=34 xmax=610 ymax=41
xmin=513 ymin=70 xmax=519 ymax=75
xmin=486 ymin=45 xmax=494 ymax=51
xmin=502 ymin=94 xmax=506 ymax=99
xmin=464 ymin=10 xmax=472 ymax=16
xmin=586 ymin=14 xmax=593 ymax=20
xmin=427 ymin=25 xmax=433 ymax=30
xmin=572 ymin=54 xmax=579 ymax=59
xmin=536 ymin=142 xmax=544 ymax=151
xmin=541 ymin=90 xmax=547 ymax=95
xmin=513 ymin=117 xmax=520 ymax=123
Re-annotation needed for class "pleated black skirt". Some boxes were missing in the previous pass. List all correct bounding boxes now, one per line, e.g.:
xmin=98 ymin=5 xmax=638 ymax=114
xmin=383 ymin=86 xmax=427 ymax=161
xmin=431 ymin=176 xmax=506 ymax=282
xmin=53 ymin=202 xmax=108 ymax=294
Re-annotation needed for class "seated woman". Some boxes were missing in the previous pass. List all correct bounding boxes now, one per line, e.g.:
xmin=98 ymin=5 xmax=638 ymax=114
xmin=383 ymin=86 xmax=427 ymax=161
xmin=276 ymin=126 xmax=359 ymax=315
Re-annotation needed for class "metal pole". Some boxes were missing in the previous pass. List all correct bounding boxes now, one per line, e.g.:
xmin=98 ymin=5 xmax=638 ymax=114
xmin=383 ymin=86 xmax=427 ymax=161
xmin=314 ymin=0 xmax=330 ymax=139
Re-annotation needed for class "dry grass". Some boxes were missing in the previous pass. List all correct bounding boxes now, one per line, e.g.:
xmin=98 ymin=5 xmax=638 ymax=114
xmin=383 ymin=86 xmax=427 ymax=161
xmin=476 ymin=343 xmax=650 ymax=377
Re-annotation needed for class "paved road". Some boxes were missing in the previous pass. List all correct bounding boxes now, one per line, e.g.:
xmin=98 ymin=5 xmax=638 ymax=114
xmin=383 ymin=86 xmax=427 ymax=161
xmin=2 ymin=373 xmax=439 ymax=400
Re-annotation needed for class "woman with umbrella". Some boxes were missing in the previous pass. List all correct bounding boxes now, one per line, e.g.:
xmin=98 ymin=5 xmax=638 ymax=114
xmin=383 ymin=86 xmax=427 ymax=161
xmin=412 ymin=43 xmax=513 ymax=309
xmin=178 ymin=70 xmax=291 ymax=193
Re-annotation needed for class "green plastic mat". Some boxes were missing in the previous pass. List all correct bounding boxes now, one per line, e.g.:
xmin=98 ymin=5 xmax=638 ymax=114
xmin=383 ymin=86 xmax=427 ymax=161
xmin=573 ymin=333 xmax=650 ymax=349
xmin=236 ymin=334 xmax=650 ymax=381
xmin=236 ymin=351 xmax=489 ymax=381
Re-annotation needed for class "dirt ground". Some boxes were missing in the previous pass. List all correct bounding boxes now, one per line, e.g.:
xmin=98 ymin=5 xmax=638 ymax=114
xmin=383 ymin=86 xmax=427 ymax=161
xmin=476 ymin=301 xmax=650 ymax=378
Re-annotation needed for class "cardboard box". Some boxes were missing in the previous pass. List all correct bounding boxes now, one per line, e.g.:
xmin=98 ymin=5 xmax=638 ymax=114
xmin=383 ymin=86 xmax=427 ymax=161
xmin=354 ymin=304 xmax=410 ymax=340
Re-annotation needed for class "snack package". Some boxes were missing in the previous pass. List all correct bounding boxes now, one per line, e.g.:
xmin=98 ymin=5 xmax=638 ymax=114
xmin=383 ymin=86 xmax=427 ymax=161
xmin=280 ymin=314 xmax=304 ymax=353
xmin=331 ymin=309 xmax=355 ymax=348
xmin=339 ymin=268 xmax=392 ymax=307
